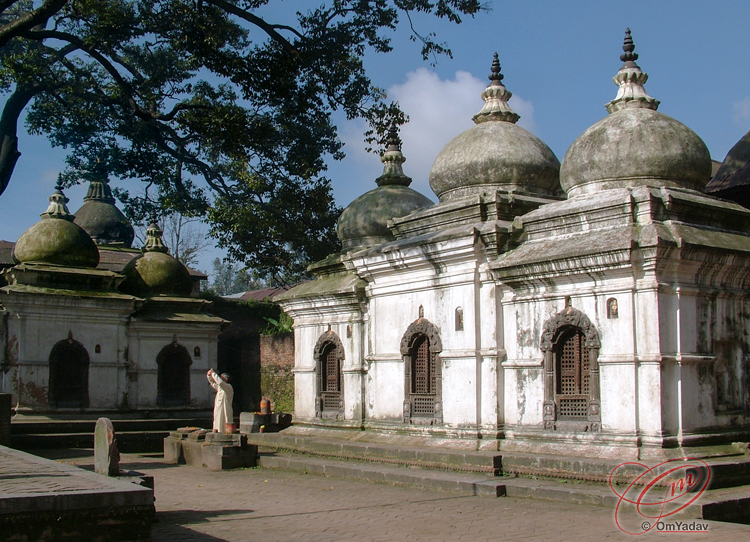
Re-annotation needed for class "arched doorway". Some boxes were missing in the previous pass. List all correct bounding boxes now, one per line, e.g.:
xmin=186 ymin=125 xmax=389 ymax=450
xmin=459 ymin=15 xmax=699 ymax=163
xmin=401 ymin=318 xmax=442 ymax=425
xmin=541 ymin=303 xmax=601 ymax=431
xmin=157 ymin=341 xmax=192 ymax=406
xmin=49 ymin=337 xmax=90 ymax=408
xmin=313 ymin=330 xmax=344 ymax=418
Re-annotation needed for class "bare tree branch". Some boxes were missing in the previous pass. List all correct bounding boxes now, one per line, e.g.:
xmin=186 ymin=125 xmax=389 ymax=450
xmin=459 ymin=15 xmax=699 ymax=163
xmin=0 ymin=0 xmax=68 ymax=48
xmin=203 ymin=0 xmax=300 ymax=57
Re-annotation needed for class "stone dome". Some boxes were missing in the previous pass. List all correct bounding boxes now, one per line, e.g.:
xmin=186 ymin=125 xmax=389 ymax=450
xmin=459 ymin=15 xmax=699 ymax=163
xmin=119 ymin=219 xmax=193 ymax=297
xmin=337 ymin=125 xmax=433 ymax=251
xmin=13 ymin=181 xmax=99 ymax=268
xmin=429 ymin=54 xmax=561 ymax=202
xmin=73 ymin=177 xmax=135 ymax=247
xmin=560 ymin=29 xmax=711 ymax=198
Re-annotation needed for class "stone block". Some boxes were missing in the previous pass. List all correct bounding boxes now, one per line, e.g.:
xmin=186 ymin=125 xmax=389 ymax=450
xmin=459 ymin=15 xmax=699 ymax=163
xmin=163 ymin=430 xmax=257 ymax=470
xmin=94 ymin=417 xmax=120 ymax=476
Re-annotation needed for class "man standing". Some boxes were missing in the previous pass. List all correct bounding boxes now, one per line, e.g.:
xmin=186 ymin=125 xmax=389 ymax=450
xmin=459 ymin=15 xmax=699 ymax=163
xmin=206 ymin=369 xmax=234 ymax=433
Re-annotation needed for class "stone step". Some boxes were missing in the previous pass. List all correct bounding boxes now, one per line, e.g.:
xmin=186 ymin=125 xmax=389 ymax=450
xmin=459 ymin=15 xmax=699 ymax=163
xmin=258 ymin=451 xmax=750 ymax=524
xmin=249 ymin=432 xmax=501 ymax=474
xmin=258 ymin=452 xmax=505 ymax=496
xmin=500 ymin=449 xmax=750 ymax=489
xmin=11 ymin=416 xmax=213 ymax=435
xmin=11 ymin=429 xmax=171 ymax=453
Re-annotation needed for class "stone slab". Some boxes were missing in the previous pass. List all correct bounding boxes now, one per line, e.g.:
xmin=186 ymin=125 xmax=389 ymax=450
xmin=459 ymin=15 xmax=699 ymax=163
xmin=0 ymin=445 xmax=154 ymax=541
xmin=163 ymin=432 xmax=258 ymax=470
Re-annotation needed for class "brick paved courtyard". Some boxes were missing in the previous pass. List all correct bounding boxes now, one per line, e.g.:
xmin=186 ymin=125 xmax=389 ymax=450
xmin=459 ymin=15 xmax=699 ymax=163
xmin=40 ymin=450 xmax=750 ymax=542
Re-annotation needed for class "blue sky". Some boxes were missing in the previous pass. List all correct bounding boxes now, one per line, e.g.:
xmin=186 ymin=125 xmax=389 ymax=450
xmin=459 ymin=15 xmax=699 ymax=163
xmin=2 ymin=0 xmax=749 ymax=278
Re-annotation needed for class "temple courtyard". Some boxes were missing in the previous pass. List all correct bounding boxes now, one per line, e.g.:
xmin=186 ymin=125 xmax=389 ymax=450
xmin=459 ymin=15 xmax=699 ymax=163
xmin=8 ymin=447 xmax=750 ymax=542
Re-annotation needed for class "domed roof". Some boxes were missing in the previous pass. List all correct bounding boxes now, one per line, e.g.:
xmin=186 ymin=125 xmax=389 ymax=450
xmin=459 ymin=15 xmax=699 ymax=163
xmin=337 ymin=125 xmax=433 ymax=251
xmin=119 ymin=218 xmax=193 ymax=297
xmin=429 ymin=54 xmax=561 ymax=202
xmin=560 ymin=29 xmax=711 ymax=198
xmin=73 ymin=176 xmax=135 ymax=247
xmin=13 ymin=180 xmax=99 ymax=268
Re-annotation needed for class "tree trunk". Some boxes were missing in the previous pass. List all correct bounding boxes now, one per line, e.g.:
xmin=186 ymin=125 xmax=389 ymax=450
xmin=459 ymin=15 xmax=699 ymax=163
xmin=0 ymin=85 xmax=37 ymax=197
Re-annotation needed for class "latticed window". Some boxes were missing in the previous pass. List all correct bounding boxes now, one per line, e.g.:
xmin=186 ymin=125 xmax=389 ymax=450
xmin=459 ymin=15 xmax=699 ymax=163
xmin=555 ymin=328 xmax=589 ymax=419
xmin=320 ymin=342 xmax=341 ymax=412
xmin=323 ymin=344 xmax=340 ymax=393
xmin=410 ymin=334 xmax=437 ymax=416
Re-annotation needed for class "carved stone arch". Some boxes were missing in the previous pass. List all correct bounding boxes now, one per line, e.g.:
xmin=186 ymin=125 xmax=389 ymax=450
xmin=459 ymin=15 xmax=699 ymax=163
xmin=400 ymin=318 xmax=443 ymax=356
xmin=313 ymin=330 xmax=344 ymax=418
xmin=401 ymin=318 xmax=443 ymax=425
xmin=49 ymin=337 xmax=90 ymax=408
xmin=157 ymin=341 xmax=192 ymax=406
xmin=540 ymin=305 xmax=601 ymax=432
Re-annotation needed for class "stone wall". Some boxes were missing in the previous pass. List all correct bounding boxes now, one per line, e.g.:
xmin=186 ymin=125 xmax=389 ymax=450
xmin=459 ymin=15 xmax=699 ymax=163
xmin=0 ymin=393 xmax=11 ymax=446
xmin=259 ymin=333 xmax=294 ymax=412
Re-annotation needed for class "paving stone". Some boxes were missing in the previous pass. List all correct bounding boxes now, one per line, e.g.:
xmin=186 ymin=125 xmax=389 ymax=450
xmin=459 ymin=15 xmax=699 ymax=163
xmin=31 ymin=449 xmax=750 ymax=542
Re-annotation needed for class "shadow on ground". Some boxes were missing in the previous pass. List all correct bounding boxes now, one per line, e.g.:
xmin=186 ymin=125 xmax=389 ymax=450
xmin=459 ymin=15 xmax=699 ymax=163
xmin=152 ymin=523 xmax=232 ymax=541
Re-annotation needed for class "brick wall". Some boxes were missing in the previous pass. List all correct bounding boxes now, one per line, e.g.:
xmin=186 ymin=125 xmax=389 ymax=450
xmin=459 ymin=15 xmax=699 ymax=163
xmin=0 ymin=393 xmax=11 ymax=446
xmin=259 ymin=333 xmax=294 ymax=368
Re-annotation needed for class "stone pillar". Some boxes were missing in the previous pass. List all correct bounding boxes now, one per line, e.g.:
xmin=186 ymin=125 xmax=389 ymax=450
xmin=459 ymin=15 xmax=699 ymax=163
xmin=94 ymin=417 xmax=120 ymax=476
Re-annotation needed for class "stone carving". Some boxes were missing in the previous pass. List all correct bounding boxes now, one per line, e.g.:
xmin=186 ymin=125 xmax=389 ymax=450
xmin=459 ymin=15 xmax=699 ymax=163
xmin=540 ymin=305 xmax=600 ymax=352
xmin=400 ymin=318 xmax=442 ymax=355
xmin=94 ymin=417 xmax=120 ymax=476
xmin=313 ymin=330 xmax=345 ymax=362
xmin=607 ymin=298 xmax=618 ymax=319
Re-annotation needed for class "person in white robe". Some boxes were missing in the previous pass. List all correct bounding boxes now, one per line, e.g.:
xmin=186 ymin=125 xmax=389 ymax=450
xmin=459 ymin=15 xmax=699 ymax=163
xmin=206 ymin=369 xmax=234 ymax=432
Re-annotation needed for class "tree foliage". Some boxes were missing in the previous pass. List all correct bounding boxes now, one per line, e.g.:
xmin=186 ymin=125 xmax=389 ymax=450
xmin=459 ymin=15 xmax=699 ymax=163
xmin=208 ymin=256 xmax=263 ymax=296
xmin=0 ymin=0 xmax=485 ymax=282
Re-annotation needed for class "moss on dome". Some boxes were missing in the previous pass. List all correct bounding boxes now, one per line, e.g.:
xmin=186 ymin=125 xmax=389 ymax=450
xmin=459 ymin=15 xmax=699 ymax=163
xmin=13 ymin=182 xmax=99 ymax=268
xmin=119 ymin=251 xmax=193 ymax=297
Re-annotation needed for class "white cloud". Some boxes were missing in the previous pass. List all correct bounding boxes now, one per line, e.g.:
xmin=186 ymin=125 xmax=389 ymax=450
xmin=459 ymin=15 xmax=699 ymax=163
xmin=733 ymin=98 xmax=750 ymax=125
xmin=334 ymin=68 xmax=537 ymax=204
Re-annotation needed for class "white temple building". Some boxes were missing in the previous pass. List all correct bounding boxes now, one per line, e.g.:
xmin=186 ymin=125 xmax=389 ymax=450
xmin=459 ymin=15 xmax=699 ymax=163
xmin=278 ymin=31 xmax=750 ymax=459
xmin=0 ymin=180 xmax=225 ymax=414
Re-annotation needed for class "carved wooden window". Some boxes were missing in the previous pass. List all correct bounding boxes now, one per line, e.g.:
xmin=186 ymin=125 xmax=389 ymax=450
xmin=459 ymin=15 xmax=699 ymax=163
xmin=555 ymin=329 xmax=589 ymax=419
xmin=313 ymin=331 xmax=344 ymax=418
xmin=321 ymin=343 xmax=341 ymax=412
xmin=49 ymin=339 xmax=90 ymax=408
xmin=410 ymin=335 xmax=437 ymax=415
xmin=401 ymin=318 xmax=442 ymax=425
xmin=157 ymin=342 xmax=192 ymax=406
xmin=540 ymin=305 xmax=601 ymax=432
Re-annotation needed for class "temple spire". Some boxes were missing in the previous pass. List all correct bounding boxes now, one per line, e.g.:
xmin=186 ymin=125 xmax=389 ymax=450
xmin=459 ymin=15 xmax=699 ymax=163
xmin=41 ymin=176 xmax=75 ymax=221
xmin=142 ymin=213 xmax=169 ymax=253
xmin=375 ymin=121 xmax=412 ymax=187
xmin=472 ymin=52 xmax=519 ymax=124
xmin=83 ymin=173 xmax=116 ymax=204
xmin=605 ymin=28 xmax=659 ymax=113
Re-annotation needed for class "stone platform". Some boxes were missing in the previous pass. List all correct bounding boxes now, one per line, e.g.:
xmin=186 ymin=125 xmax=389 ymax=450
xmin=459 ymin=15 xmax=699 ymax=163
xmin=247 ymin=429 xmax=750 ymax=525
xmin=164 ymin=428 xmax=258 ymax=470
xmin=0 ymin=445 xmax=154 ymax=541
